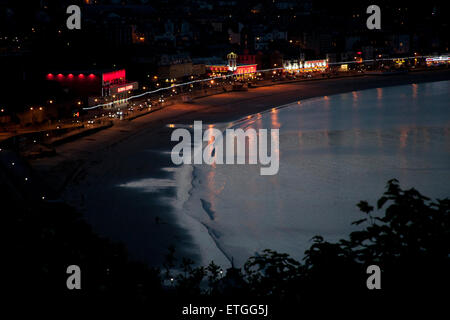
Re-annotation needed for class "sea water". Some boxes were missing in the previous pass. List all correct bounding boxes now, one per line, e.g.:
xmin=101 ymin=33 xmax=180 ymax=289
xmin=181 ymin=80 xmax=450 ymax=267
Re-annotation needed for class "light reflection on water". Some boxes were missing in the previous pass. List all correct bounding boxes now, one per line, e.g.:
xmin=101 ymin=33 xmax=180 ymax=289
xmin=184 ymin=81 xmax=450 ymax=266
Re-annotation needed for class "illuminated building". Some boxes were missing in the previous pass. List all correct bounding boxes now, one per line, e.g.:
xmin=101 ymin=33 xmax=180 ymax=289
xmin=339 ymin=64 xmax=348 ymax=71
xmin=394 ymin=58 xmax=406 ymax=67
xmin=227 ymin=52 xmax=237 ymax=71
xmin=283 ymin=59 xmax=328 ymax=73
xmin=206 ymin=52 xmax=257 ymax=77
xmin=426 ymin=56 xmax=450 ymax=66
xmin=237 ymin=49 xmax=257 ymax=66
xmin=45 ymin=69 xmax=138 ymax=108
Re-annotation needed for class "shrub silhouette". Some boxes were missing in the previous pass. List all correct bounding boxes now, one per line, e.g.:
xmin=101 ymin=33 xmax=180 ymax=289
xmin=6 ymin=179 xmax=449 ymax=314
xmin=166 ymin=179 xmax=449 ymax=311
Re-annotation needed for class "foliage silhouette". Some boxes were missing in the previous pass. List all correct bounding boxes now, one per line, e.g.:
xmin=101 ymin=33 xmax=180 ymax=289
xmin=6 ymin=179 xmax=449 ymax=315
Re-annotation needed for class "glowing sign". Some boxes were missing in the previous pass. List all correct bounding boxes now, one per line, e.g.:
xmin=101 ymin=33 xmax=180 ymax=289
xmin=426 ymin=56 xmax=450 ymax=62
xmin=207 ymin=65 xmax=229 ymax=73
xmin=117 ymin=84 xmax=134 ymax=93
xmin=102 ymin=69 xmax=126 ymax=84
xmin=426 ymin=56 xmax=450 ymax=66
xmin=235 ymin=64 xmax=257 ymax=74
xmin=207 ymin=64 xmax=257 ymax=75
xmin=109 ymin=82 xmax=138 ymax=95
xmin=284 ymin=59 xmax=328 ymax=72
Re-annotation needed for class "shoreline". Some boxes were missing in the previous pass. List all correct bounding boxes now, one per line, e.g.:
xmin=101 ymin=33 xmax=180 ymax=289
xmin=184 ymin=79 xmax=450 ymax=267
xmin=28 ymin=69 xmax=450 ymax=267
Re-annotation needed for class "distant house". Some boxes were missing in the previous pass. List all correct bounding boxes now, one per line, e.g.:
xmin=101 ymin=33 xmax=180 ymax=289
xmin=391 ymin=34 xmax=410 ymax=54
xmin=157 ymin=54 xmax=193 ymax=79
xmin=228 ymin=28 xmax=241 ymax=45
xmin=274 ymin=1 xmax=297 ymax=10
xmin=192 ymin=0 xmax=213 ymax=10
xmin=218 ymin=1 xmax=238 ymax=6
xmin=254 ymin=29 xmax=288 ymax=51
xmin=237 ymin=49 xmax=256 ymax=65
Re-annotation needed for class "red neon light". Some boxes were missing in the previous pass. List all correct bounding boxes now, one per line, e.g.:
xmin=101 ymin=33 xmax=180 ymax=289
xmin=78 ymin=74 xmax=85 ymax=78
xmin=47 ymin=73 xmax=54 ymax=79
xmin=102 ymin=69 xmax=126 ymax=83
xmin=57 ymin=73 xmax=64 ymax=78
xmin=89 ymin=73 xmax=96 ymax=78
xmin=68 ymin=74 xmax=74 ymax=79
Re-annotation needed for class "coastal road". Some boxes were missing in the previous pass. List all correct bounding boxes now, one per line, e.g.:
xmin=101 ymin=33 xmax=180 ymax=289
xmin=27 ymin=68 xmax=450 ymax=267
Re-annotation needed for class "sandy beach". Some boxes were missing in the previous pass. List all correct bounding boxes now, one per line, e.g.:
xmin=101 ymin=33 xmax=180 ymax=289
xmin=30 ymin=69 xmax=450 ymax=267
